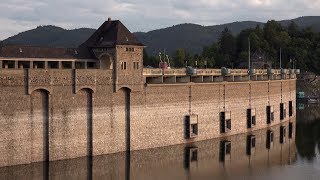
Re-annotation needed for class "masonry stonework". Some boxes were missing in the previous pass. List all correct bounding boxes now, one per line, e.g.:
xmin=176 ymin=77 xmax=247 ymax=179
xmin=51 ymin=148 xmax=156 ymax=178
xmin=0 ymin=68 xmax=296 ymax=167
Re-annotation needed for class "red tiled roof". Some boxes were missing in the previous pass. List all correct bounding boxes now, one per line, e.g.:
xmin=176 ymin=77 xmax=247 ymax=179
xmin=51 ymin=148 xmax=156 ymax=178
xmin=0 ymin=45 xmax=94 ymax=59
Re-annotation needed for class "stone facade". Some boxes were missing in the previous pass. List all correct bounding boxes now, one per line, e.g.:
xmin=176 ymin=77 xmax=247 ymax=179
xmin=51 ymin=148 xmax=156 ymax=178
xmin=0 ymin=67 xmax=296 ymax=167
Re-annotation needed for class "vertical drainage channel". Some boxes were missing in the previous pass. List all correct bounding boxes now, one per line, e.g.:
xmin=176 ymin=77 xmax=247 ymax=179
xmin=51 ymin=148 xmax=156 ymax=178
xmin=87 ymin=90 xmax=93 ymax=180
xmin=125 ymin=89 xmax=131 ymax=180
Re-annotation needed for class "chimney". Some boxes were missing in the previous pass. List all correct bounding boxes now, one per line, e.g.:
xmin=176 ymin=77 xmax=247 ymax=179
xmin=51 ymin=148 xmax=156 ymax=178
xmin=108 ymin=17 xmax=111 ymax=22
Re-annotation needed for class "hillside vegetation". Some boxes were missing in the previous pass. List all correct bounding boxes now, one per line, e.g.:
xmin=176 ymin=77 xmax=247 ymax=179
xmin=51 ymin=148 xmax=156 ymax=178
xmin=2 ymin=16 xmax=320 ymax=54
xmin=1 ymin=16 xmax=320 ymax=73
xmin=2 ymin=25 xmax=95 ymax=48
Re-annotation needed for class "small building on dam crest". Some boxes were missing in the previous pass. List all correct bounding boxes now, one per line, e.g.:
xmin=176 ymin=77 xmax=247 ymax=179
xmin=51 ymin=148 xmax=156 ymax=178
xmin=0 ymin=18 xmax=297 ymax=167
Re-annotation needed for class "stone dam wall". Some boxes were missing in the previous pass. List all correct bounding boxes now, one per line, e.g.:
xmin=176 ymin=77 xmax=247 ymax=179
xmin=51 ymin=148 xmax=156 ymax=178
xmin=0 ymin=69 xmax=296 ymax=167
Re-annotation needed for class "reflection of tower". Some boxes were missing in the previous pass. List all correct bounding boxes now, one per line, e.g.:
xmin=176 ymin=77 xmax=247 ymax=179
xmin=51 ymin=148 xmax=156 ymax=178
xmin=246 ymin=135 xmax=256 ymax=169
xmin=266 ymin=129 xmax=274 ymax=167
xmin=219 ymin=140 xmax=232 ymax=173
xmin=183 ymin=146 xmax=199 ymax=180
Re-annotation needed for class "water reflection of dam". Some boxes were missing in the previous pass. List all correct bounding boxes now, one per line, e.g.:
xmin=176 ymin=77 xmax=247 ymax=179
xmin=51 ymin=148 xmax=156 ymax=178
xmin=0 ymin=119 xmax=296 ymax=180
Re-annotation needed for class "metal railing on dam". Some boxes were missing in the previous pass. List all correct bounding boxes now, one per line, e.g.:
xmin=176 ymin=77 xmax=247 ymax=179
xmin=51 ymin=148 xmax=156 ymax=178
xmin=143 ymin=68 xmax=300 ymax=84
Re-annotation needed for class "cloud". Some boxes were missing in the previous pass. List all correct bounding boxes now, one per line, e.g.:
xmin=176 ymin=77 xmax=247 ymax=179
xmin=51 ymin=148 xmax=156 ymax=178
xmin=0 ymin=0 xmax=319 ymax=40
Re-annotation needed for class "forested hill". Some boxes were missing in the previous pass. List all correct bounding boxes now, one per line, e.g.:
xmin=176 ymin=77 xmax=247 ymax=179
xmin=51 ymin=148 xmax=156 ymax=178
xmin=1 ymin=16 xmax=320 ymax=55
xmin=137 ymin=16 xmax=320 ymax=55
xmin=1 ymin=25 xmax=96 ymax=48
xmin=134 ymin=21 xmax=264 ymax=55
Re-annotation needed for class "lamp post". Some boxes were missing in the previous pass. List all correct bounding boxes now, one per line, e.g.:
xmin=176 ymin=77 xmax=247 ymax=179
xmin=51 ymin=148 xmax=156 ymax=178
xmin=248 ymin=37 xmax=251 ymax=70
xmin=279 ymin=47 xmax=282 ymax=69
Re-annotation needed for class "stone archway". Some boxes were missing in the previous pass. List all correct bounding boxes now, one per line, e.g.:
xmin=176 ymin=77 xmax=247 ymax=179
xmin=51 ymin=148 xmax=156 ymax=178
xmin=114 ymin=87 xmax=131 ymax=151
xmin=99 ymin=53 xmax=113 ymax=69
xmin=75 ymin=88 xmax=93 ymax=157
xmin=114 ymin=87 xmax=131 ymax=180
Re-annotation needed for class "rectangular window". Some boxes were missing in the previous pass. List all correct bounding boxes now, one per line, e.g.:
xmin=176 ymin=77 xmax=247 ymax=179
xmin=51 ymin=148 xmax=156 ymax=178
xmin=247 ymin=108 xmax=256 ymax=128
xmin=62 ymin=61 xmax=72 ymax=69
xmin=280 ymin=103 xmax=286 ymax=120
xmin=3 ymin=60 xmax=15 ymax=68
xmin=191 ymin=124 xmax=198 ymax=135
xmin=133 ymin=62 xmax=139 ymax=69
xmin=220 ymin=111 xmax=231 ymax=133
xmin=267 ymin=106 xmax=274 ymax=124
xmin=87 ymin=62 xmax=96 ymax=69
xmin=33 ymin=61 xmax=45 ymax=69
xmin=289 ymin=101 xmax=293 ymax=117
xmin=48 ymin=61 xmax=59 ymax=69
xmin=185 ymin=115 xmax=198 ymax=139
xmin=226 ymin=119 xmax=231 ymax=130
xmin=75 ymin=62 xmax=85 ymax=69
xmin=121 ymin=62 xmax=127 ymax=70
xmin=126 ymin=47 xmax=134 ymax=52
xmin=18 ymin=61 xmax=30 ymax=69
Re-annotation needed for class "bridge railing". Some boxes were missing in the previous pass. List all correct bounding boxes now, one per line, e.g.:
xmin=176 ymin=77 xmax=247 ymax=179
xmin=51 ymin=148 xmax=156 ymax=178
xmin=195 ymin=69 xmax=221 ymax=76
xmin=255 ymin=69 xmax=268 ymax=75
xmin=143 ymin=68 xmax=163 ymax=76
xmin=229 ymin=69 xmax=248 ymax=76
xmin=142 ymin=68 xmax=299 ymax=77
xmin=274 ymin=69 xmax=281 ymax=75
xmin=163 ymin=68 xmax=186 ymax=76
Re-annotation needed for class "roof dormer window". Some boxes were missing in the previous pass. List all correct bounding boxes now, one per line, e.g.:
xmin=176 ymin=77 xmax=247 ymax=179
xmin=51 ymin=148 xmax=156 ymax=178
xmin=126 ymin=47 xmax=134 ymax=52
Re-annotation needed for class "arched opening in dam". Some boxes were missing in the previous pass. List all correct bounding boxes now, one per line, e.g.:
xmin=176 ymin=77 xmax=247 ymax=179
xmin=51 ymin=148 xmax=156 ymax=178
xmin=77 ymin=88 xmax=93 ymax=157
xmin=121 ymin=88 xmax=131 ymax=151
xmin=113 ymin=87 xmax=131 ymax=180
xmin=30 ymin=89 xmax=49 ymax=162
xmin=78 ymin=88 xmax=94 ymax=180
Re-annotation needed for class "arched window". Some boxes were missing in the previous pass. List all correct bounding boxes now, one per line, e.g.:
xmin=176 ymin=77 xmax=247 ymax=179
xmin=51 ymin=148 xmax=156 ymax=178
xmin=99 ymin=54 xmax=113 ymax=69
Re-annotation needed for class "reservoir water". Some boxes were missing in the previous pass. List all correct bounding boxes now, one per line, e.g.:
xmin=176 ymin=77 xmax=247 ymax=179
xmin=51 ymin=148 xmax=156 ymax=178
xmin=0 ymin=104 xmax=319 ymax=180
